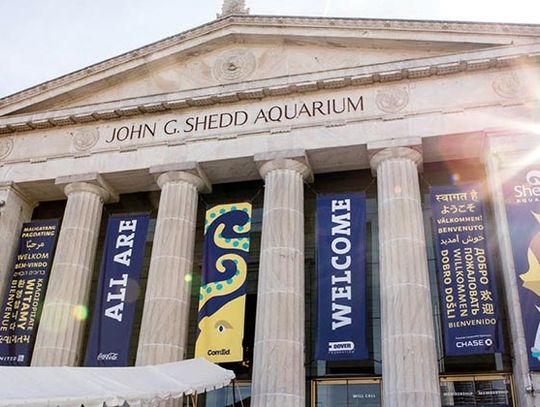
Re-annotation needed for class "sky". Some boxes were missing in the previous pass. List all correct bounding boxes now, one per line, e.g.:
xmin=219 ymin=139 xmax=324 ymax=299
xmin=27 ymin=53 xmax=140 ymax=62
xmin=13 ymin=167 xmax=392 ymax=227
xmin=0 ymin=0 xmax=539 ymax=99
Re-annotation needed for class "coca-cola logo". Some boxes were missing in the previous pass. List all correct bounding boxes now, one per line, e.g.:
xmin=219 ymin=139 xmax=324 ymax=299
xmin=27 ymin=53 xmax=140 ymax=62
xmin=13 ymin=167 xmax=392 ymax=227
xmin=97 ymin=352 xmax=118 ymax=361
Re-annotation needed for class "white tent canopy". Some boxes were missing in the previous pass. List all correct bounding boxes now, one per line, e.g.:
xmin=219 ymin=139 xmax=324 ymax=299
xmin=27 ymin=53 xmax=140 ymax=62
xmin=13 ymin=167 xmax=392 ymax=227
xmin=0 ymin=358 xmax=235 ymax=407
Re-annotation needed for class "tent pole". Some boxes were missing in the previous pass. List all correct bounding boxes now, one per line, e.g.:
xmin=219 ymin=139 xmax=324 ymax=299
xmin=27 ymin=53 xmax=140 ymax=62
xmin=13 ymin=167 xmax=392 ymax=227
xmin=237 ymin=382 xmax=245 ymax=407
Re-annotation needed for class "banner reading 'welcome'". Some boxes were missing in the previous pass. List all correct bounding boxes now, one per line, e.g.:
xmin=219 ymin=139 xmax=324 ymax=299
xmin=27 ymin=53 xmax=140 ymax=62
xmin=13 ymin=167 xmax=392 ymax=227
xmin=315 ymin=193 xmax=368 ymax=361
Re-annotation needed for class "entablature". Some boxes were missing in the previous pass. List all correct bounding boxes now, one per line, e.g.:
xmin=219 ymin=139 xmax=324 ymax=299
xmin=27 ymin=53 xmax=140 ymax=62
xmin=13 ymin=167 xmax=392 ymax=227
xmin=0 ymin=43 xmax=539 ymax=135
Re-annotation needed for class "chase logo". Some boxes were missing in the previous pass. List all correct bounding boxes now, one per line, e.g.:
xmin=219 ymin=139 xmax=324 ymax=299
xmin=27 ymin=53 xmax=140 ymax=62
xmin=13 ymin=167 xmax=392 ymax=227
xmin=456 ymin=338 xmax=493 ymax=349
xmin=328 ymin=341 xmax=355 ymax=353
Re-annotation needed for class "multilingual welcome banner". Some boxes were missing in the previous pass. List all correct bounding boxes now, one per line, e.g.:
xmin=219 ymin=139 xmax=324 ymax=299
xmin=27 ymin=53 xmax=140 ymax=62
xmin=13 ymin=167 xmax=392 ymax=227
xmin=195 ymin=203 xmax=252 ymax=363
xmin=85 ymin=214 xmax=149 ymax=366
xmin=0 ymin=219 xmax=59 ymax=366
xmin=503 ymin=168 xmax=540 ymax=371
xmin=316 ymin=193 xmax=368 ymax=361
xmin=431 ymin=185 xmax=502 ymax=356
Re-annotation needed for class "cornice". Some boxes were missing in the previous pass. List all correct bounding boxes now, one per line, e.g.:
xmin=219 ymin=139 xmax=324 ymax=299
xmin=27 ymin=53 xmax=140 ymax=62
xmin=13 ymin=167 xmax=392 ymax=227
xmin=1 ymin=14 xmax=540 ymax=111
xmin=0 ymin=43 xmax=539 ymax=135
xmin=238 ymin=15 xmax=540 ymax=37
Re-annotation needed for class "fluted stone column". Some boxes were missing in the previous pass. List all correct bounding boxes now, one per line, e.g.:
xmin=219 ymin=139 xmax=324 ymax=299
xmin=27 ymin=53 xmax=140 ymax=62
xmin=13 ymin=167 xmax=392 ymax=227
xmin=251 ymin=153 xmax=312 ymax=407
xmin=370 ymin=147 xmax=440 ymax=407
xmin=32 ymin=181 xmax=110 ymax=366
xmin=0 ymin=183 xmax=35 ymax=302
xmin=485 ymin=134 xmax=534 ymax=407
xmin=136 ymin=166 xmax=210 ymax=366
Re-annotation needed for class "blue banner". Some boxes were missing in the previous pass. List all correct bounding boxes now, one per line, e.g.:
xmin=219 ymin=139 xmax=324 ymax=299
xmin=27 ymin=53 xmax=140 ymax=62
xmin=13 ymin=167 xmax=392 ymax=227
xmin=503 ymin=168 xmax=540 ymax=371
xmin=0 ymin=219 xmax=59 ymax=365
xmin=431 ymin=184 xmax=503 ymax=356
xmin=84 ymin=214 xmax=149 ymax=366
xmin=316 ymin=193 xmax=368 ymax=360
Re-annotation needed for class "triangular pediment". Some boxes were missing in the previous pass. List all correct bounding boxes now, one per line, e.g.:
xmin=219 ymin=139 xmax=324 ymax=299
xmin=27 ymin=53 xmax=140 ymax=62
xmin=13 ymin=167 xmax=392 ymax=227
xmin=1 ymin=15 xmax=539 ymax=116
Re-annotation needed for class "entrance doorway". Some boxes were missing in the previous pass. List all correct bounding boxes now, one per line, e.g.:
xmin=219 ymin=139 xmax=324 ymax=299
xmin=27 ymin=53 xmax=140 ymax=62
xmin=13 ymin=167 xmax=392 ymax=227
xmin=311 ymin=378 xmax=382 ymax=407
xmin=440 ymin=375 xmax=514 ymax=407
xmin=311 ymin=375 xmax=514 ymax=407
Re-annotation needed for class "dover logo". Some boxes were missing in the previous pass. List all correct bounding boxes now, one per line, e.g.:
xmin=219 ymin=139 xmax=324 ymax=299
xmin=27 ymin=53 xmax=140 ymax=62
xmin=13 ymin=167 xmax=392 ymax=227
xmin=328 ymin=341 xmax=355 ymax=353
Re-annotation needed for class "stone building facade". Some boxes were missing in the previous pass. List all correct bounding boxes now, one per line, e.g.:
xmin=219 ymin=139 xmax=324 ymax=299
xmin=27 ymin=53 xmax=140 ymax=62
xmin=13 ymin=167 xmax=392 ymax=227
xmin=0 ymin=8 xmax=540 ymax=407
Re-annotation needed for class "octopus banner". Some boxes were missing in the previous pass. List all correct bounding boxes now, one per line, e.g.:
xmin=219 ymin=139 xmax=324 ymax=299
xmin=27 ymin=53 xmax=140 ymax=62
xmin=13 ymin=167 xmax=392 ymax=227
xmin=0 ymin=219 xmax=59 ymax=365
xmin=431 ymin=185 xmax=503 ymax=356
xmin=503 ymin=167 xmax=540 ymax=371
xmin=315 ymin=193 xmax=368 ymax=360
xmin=84 ymin=214 xmax=149 ymax=366
xmin=195 ymin=203 xmax=252 ymax=363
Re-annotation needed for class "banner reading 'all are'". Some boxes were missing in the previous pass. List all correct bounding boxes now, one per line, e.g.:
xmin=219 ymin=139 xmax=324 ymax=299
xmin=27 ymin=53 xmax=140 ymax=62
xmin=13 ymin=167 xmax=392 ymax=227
xmin=0 ymin=219 xmax=59 ymax=366
xmin=85 ymin=214 xmax=149 ymax=366
xmin=431 ymin=184 xmax=503 ymax=356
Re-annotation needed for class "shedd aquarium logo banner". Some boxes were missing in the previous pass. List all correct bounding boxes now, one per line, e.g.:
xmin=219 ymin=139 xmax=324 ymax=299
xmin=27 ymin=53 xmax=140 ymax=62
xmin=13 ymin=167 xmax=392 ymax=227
xmin=504 ymin=168 xmax=540 ymax=371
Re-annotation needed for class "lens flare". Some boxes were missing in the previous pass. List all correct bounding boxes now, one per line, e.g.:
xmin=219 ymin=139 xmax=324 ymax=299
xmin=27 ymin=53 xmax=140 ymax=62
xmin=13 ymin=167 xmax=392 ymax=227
xmin=185 ymin=273 xmax=193 ymax=283
xmin=451 ymin=173 xmax=461 ymax=183
xmin=72 ymin=305 xmax=88 ymax=321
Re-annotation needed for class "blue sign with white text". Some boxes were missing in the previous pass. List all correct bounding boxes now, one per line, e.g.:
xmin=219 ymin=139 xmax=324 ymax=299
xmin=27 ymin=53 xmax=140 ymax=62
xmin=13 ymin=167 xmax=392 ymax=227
xmin=84 ymin=214 xmax=149 ymax=366
xmin=0 ymin=219 xmax=59 ymax=366
xmin=431 ymin=184 xmax=502 ymax=356
xmin=315 ymin=193 xmax=368 ymax=360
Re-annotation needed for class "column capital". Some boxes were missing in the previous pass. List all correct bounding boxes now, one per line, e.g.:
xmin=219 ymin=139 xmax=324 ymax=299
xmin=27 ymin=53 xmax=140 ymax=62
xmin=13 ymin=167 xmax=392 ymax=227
xmin=55 ymin=173 xmax=118 ymax=202
xmin=0 ymin=181 xmax=37 ymax=209
xmin=484 ymin=129 xmax=534 ymax=151
xmin=254 ymin=149 xmax=313 ymax=182
xmin=483 ymin=130 xmax=540 ymax=170
xmin=150 ymin=162 xmax=211 ymax=193
xmin=63 ymin=182 xmax=111 ymax=202
xmin=369 ymin=146 xmax=422 ymax=175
